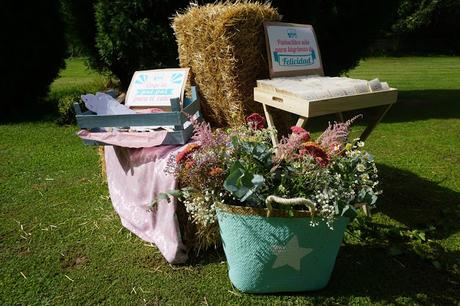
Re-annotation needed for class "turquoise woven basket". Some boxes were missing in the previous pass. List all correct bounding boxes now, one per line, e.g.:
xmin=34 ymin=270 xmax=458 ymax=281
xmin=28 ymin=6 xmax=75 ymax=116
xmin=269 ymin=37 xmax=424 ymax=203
xmin=216 ymin=203 xmax=348 ymax=293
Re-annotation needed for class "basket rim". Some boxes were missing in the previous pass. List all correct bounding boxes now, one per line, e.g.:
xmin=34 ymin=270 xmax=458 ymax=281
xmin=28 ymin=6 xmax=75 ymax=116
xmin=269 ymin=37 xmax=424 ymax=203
xmin=215 ymin=202 xmax=313 ymax=218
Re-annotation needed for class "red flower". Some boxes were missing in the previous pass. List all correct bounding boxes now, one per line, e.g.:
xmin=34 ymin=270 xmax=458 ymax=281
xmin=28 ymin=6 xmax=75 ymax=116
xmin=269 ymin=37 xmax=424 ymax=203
xmin=208 ymin=166 xmax=224 ymax=176
xmin=299 ymin=142 xmax=330 ymax=167
xmin=246 ymin=113 xmax=266 ymax=130
xmin=184 ymin=160 xmax=195 ymax=169
xmin=290 ymin=126 xmax=310 ymax=141
xmin=176 ymin=143 xmax=200 ymax=164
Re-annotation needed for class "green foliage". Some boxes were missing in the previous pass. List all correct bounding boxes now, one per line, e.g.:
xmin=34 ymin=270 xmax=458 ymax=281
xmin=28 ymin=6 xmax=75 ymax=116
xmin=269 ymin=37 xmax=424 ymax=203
xmin=391 ymin=0 xmax=460 ymax=54
xmin=271 ymin=0 xmax=400 ymax=75
xmin=56 ymin=93 xmax=82 ymax=125
xmin=224 ymin=160 xmax=265 ymax=203
xmin=60 ymin=0 xmax=104 ymax=68
xmin=50 ymin=58 xmax=107 ymax=125
xmin=0 ymin=0 xmax=67 ymax=116
xmin=93 ymin=0 xmax=191 ymax=88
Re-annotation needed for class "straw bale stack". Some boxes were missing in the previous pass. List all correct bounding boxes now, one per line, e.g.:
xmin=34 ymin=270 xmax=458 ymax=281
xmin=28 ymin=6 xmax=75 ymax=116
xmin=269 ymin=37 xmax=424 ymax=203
xmin=173 ymin=2 xmax=281 ymax=127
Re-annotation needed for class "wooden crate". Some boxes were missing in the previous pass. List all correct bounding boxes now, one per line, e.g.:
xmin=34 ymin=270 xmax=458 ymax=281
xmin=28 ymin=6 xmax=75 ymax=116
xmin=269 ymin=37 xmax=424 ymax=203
xmin=74 ymin=86 xmax=201 ymax=146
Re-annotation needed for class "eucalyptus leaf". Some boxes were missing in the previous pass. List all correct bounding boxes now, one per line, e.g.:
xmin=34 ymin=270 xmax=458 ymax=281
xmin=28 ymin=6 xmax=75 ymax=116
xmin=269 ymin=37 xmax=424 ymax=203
xmin=341 ymin=204 xmax=358 ymax=221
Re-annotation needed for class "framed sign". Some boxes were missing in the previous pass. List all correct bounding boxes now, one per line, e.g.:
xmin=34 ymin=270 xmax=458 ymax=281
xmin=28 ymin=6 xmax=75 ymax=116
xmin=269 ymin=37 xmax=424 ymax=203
xmin=264 ymin=22 xmax=323 ymax=78
xmin=126 ymin=68 xmax=189 ymax=107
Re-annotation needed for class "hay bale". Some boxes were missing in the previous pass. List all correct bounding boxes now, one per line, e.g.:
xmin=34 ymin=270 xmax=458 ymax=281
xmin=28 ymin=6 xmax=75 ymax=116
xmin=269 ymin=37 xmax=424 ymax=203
xmin=173 ymin=2 xmax=280 ymax=127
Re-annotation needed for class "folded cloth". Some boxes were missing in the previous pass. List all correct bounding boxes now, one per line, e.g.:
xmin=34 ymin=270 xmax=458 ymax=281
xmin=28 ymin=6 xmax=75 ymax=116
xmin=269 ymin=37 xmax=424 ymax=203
xmin=78 ymin=130 xmax=168 ymax=148
xmin=104 ymin=145 xmax=188 ymax=264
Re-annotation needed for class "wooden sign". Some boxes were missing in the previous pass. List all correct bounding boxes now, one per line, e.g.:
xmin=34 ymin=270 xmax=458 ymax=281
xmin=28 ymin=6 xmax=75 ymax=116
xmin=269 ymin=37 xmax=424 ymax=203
xmin=264 ymin=22 xmax=323 ymax=78
xmin=126 ymin=68 xmax=189 ymax=108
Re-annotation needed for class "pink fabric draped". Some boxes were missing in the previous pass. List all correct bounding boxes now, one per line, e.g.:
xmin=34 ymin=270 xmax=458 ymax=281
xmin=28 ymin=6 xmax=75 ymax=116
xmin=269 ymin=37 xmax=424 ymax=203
xmin=78 ymin=130 xmax=168 ymax=148
xmin=104 ymin=145 xmax=188 ymax=264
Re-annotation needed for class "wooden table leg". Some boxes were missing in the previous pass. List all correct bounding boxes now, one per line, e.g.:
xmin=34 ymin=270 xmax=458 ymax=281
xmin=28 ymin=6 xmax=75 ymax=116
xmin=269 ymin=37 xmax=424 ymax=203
xmin=295 ymin=116 xmax=308 ymax=128
xmin=262 ymin=104 xmax=279 ymax=147
xmin=359 ymin=104 xmax=392 ymax=217
xmin=360 ymin=104 xmax=393 ymax=141
xmin=362 ymin=204 xmax=371 ymax=217
xmin=336 ymin=112 xmax=344 ymax=122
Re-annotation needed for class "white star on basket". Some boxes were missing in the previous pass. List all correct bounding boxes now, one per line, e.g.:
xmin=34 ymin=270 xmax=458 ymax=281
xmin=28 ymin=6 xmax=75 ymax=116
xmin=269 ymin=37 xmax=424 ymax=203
xmin=272 ymin=235 xmax=313 ymax=271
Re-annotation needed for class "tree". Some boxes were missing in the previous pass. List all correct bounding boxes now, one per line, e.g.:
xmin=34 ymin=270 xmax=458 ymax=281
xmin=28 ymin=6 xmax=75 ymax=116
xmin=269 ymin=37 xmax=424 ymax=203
xmin=271 ymin=0 xmax=400 ymax=76
xmin=392 ymin=0 xmax=460 ymax=54
xmin=0 ymin=0 xmax=67 ymax=117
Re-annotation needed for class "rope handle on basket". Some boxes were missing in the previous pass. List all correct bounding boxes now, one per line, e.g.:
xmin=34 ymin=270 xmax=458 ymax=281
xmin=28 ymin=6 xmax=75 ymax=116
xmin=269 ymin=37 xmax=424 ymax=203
xmin=265 ymin=195 xmax=316 ymax=217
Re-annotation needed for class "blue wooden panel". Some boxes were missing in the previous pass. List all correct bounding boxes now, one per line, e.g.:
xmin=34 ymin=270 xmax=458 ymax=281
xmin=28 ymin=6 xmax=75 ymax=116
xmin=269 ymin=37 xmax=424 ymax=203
xmin=182 ymin=99 xmax=200 ymax=117
xmin=76 ymin=112 xmax=182 ymax=129
xmin=191 ymin=86 xmax=198 ymax=104
xmin=73 ymin=103 xmax=82 ymax=115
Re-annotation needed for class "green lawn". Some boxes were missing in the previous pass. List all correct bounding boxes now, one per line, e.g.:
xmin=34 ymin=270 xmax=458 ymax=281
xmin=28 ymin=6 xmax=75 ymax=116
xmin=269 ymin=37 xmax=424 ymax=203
xmin=1 ymin=57 xmax=459 ymax=305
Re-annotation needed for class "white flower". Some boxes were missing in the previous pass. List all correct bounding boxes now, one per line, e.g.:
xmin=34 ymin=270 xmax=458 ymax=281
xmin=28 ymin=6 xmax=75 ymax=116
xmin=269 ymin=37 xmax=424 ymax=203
xmin=357 ymin=141 xmax=365 ymax=148
xmin=357 ymin=163 xmax=366 ymax=172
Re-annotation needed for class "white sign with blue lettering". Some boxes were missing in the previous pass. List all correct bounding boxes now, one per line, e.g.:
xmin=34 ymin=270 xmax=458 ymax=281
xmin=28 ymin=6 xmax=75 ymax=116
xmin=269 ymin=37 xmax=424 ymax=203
xmin=126 ymin=68 xmax=189 ymax=107
xmin=264 ymin=23 xmax=322 ymax=77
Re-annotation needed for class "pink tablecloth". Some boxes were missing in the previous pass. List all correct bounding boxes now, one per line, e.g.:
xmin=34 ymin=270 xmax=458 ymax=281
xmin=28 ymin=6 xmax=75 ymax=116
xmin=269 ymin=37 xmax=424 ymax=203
xmin=104 ymin=145 xmax=188 ymax=264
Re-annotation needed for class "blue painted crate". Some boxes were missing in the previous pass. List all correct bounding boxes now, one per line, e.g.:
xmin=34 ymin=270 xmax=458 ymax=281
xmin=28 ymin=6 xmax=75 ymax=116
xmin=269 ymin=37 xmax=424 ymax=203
xmin=74 ymin=86 xmax=201 ymax=146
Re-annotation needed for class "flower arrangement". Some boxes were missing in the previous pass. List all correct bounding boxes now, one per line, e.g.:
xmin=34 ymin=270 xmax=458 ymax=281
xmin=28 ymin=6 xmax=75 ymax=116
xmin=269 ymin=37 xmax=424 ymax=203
xmin=167 ymin=114 xmax=381 ymax=248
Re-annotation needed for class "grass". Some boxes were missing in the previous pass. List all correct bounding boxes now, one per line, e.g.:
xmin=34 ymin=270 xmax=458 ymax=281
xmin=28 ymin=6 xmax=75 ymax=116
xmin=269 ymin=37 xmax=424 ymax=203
xmin=50 ymin=58 xmax=107 ymax=95
xmin=1 ymin=57 xmax=459 ymax=305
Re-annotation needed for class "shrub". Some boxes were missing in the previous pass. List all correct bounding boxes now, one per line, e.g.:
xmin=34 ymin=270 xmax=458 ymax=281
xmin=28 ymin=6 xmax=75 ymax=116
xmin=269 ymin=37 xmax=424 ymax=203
xmin=60 ymin=0 xmax=104 ymax=68
xmin=0 ymin=0 xmax=67 ymax=117
xmin=57 ymin=93 xmax=85 ymax=125
xmin=94 ymin=0 xmax=192 ymax=89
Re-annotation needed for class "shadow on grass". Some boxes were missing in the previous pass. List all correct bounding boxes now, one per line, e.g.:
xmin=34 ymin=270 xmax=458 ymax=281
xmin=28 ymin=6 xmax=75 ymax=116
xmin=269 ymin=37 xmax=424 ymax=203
xmin=290 ymin=165 xmax=459 ymax=303
xmin=283 ymin=89 xmax=460 ymax=136
xmin=385 ymin=90 xmax=460 ymax=122
xmin=325 ymin=244 xmax=460 ymax=304
xmin=377 ymin=164 xmax=460 ymax=239
xmin=340 ymin=89 xmax=460 ymax=127
xmin=0 ymin=98 xmax=59 ymax=124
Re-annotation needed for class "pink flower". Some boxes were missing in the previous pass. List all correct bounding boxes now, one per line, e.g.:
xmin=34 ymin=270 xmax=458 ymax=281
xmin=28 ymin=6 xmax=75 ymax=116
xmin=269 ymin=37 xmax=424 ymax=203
xmin=290 ymin=126 xmax=310 ymax=141
xmin=246 ymin=113 xmax=266 ymax=130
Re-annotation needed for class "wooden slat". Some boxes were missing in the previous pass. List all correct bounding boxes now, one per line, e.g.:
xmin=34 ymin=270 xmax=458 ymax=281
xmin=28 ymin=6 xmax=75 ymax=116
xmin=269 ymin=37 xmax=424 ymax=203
xmin=308 ymin=89 xmax=397 ymax=117
xmin=360 ymin=104 xmax=393 ymax=141
xmin=295 ymin=116 xmax=308 ymax=128
xmin=76 ymin=112 xmax=182 ymax=129
xmin=161 ymin=125 xmax=195 ymax=145
xmin=182 ymin=99 xmax=201 ymax=117
xmin=254 ymin=88 xmax=310 ymax=117
xmin=255 ymin=87 xmax=397 ymax=119
xmin=170 ymin=98 xmax=183 ymax=131
xmin=73 ymin=103 xmax=82 ymax=115
xmin=262 ymin=104 xmax=279 ymax=147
